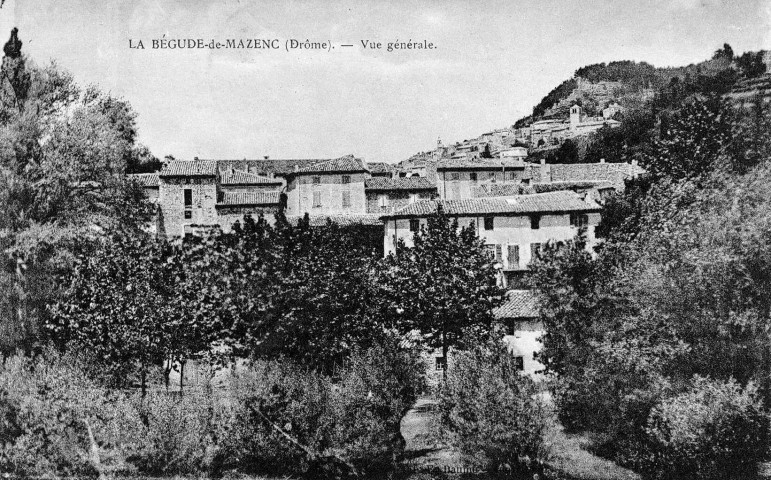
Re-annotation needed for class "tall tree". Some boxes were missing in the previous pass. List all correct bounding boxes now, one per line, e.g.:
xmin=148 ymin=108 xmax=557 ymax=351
xmin=373 ymin=208 xmax=503 ymax=366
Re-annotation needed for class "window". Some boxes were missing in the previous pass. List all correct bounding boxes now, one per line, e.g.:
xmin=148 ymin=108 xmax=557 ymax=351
xmin=183 ymin=189 xmax=192 ymax=219
xmin=409 ymin=219 xmax=420 ymax=232
xmin=470 ymin=172 xmax=478 ymax=182
xmin=451 ymin=172 xmax=460 ymax=181
xmin=570 ymin=213 xmax=589 ymax=228
xmin=312 ymin=176 xmax=321 ymax=185
xmin=513 ymin=356 xmax=524 ymax=371
xmin=313 ymin=191 xmax=322 ymax=207
xmin=378 ymin=194 xmax=389 ymax=209
xmin=531 ymin=243 xmax=541 ymax=260
xmin=342 ymin=191 xmax=351 ymax=208
xmin=522 ymin=178 xmax=531 ymax=185
xmin=486 ymin=244 xmax=502 ymax=262
xmin=530 ymin=215 xmax=540 ymax=230
xmin=509 ymin=171 xmax=518 ymax=181
xmin=342 ymin=175 xmax=351 ymax=185
xmin=484 ymin=216 xmax=494 ymax=231
xmin=507 ymin=245 xmax=520 ymax=270
xmin=435 ymin=356 xmax=447 ymax=371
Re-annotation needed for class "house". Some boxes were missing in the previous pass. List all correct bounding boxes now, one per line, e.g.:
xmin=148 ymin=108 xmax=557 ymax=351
xmin=381 ymin=190 xmax=602 ymax=287
xmin=495 ymin=289 xmax=544 ymax=379
xmin=436 ymin=158 xmax=528 ymax=200
xmin=365 ymin=177 xmax=438 ymax=214
xmin=284 ymin=155 xmax=369 ymax=217
xmin=367 ymin=162 xmax=394 ymax=178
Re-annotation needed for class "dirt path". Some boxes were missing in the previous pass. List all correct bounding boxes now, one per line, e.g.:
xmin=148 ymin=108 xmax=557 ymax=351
xmin=400 ymin=396 xmax=464 ymax=471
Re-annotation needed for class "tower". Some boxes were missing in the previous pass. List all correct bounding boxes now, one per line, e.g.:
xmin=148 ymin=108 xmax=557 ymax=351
xmin=569 ymin=104 xmax=582 ymax=131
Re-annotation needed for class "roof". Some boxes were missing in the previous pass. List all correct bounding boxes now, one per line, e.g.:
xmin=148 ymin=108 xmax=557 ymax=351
xmin=367 ymin=162 xmax=394 ymax=174
xmin=437 ymin=158 xmax=526 ymax=171
xmin=494 ymin=290 xmax=539 ymax=319
xmin=160 ymin=160 xmax=218 ymax=177
xmin=383 ymin=190 xmax=600 ymax=219
xmin=215 ymin=159 xmax=332 ymax=176
xmin=365 ymin=177 xmax=437 ymax=191
xmin=286 ymin=213 xmax=383 ymax=227
xmin=532 ymin=180 xmax=614 ymax=193
xmin=216 ymin=191 xmax=281 ymax=207
xmin=220 ymin=170 xmax=282 ymax=185
xmin=295 ymin=155 xmax=367 ymax=175
xmin=471 ymin=183 xmax=531 ymax=198
xmin=127 ymin=173 xmax=159 ymax=187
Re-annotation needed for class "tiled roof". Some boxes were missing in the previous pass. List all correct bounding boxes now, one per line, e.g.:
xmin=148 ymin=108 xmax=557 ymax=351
xmin=160 ymin=160 xmax=218 ymax=177
xmin=494 ymin=290 xmax=539 ymax=319
xmin=384 ymin=190 xmax=600 ymax=218
xmin=471 ymin=183 xmax=530 ymax=198
xmin=127 ymin=173 xmax=159 ymax=187
xmin=295 ymin=155 xmax=367 ymax=174
xmin=437 ymin=158 xmax=526 ymax=170
xmin=365 ymin=177 xmax=437 ymax=191
xmin=532 ymin=180 xmax=614 ymax=193
xmin=367 ymin=162 xmax=394 ymax=174
xmin=220 ymin=170 xmax=282 ymax=185
xmin=217 ymin=191 xmax=281 ymax=206
xmin=215 ymin=159 xmax=331 ymax=176
xmin=285 ymin=213 xmax=383 ymax=227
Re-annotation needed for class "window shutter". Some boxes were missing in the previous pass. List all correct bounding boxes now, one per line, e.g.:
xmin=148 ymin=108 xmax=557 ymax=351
xmin=313 ymin=191 xmax=321 ymax=207
xmin=495 ymin=244 xmax=502 ymax=262
xmin=507 ymin=245 xmax=519 ymax=269
xmin=342 ymin=191 xmax=351 ymax=208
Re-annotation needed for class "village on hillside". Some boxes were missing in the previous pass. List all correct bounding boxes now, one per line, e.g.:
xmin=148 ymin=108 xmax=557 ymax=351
xmin=4 ymin=3 xmax=771 ymax=479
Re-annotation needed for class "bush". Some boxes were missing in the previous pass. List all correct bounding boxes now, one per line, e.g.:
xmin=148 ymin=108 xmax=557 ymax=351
xmin=642 ymin=376 xmax=771 ymax=480
xmin=438 ymin=345 xmax=551 ymax=472
xmin=0 ymin=351 xmax=143 ymax=478
xmin=225 ymin=340 xmax=425 ymax=476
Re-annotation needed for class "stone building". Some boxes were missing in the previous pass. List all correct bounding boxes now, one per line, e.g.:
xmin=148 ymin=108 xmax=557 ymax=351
xmin=435 ymin=158 xmax=528 ymax=200
xmin=365 ymin=177 xmax=438 ymax=214
xmin=284 ymin=155 xmax=369 ymax=217
xmin=381 ymin=190 xmax=602 ymax=287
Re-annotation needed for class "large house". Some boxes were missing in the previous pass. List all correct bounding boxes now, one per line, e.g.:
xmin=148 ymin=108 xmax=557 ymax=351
xmin=380 ymin=190 xmax=602 ymax=287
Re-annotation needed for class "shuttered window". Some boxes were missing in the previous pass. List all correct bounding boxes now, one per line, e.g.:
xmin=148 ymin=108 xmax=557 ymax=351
xmin=342 ymin=191 xmax=351 ymax=208
xmin=313 ymin=191 xmax=322 ymax=207
xmin=507 ymin=245 xmax=519 ymax=270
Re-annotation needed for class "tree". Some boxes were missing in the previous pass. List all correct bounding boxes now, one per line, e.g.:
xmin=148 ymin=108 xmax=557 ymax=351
xmin=554 ymin=138 xmax=579 ymax=164
xmin=0 ymin=29 xmax=152 ymax=355
xmin=373 ymin=207 xmax=503 ymax=367
xmin=735 ymin=51 xmax=766 ymax=78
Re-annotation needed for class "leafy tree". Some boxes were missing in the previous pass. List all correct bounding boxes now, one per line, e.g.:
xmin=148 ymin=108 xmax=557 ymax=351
xmin=554 ymin=138 xmax=579 ymax=164
xmin=0 ymin=29 xmax=152 ymax=355
xmin=642 ymin=96 xmax=731 ymax=181
xmin=373 ymin=208 xmax=503 ymax=367
xmin=735 ymin=50 xmax=767 ymax=78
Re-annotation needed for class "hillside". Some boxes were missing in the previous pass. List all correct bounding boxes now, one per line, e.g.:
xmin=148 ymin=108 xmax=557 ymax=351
xmin=399 ymin=45 xmax=769 ymax=169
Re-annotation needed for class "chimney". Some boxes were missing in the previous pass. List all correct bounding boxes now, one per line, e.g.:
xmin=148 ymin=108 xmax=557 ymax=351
xmin=294 ymin=165 xmax=299 ymax=172
xmin=194 ymin=156 xmax=199 ymax=161
xmin=540 ymin=158 xmax=546 ymax=165
xmin=599 ymin=158 xmax=606 ymax=163
xmin=264 ymin=155 xmax=270 ymax=160
xmin=631 ymin=159 xmax=638 ymax=166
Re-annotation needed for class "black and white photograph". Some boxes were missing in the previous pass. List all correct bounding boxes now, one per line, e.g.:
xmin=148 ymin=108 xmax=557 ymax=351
xmin=1 ymin=1 xmax=771 ymax=479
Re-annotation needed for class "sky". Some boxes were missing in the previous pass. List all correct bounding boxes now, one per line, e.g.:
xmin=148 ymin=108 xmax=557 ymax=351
xmin=3 ymin=0 xmax=770 ymax=163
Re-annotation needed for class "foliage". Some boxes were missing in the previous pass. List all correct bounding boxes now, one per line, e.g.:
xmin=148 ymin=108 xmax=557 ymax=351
xmin=374 ymin=207 xmax=503 ymax=361
xmin=735 ymin=50 xmax=767 ymax=78
xmin=533 ymin=78 xmax=577 ymax=118
xmin=0 ymin=343 xmax=424 ymax=479
xmin=438 ymin=344 xmax=551 ymax=472
xmin=642 ymin=377 xmax=770 ymax=480
xmin=642 ymin=97 xmax=732 ymax=181
xmin=0 ymin=30 xmax=152 ymax=355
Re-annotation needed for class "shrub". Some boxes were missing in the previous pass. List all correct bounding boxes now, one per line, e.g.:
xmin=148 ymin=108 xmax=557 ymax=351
xmin=438 ymin=344 xmax=551 ymax=472
xmin=642 ymin=376 xmax=771 ymax=480
xmin=0 ymin=351 xmax=143 ymax=478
